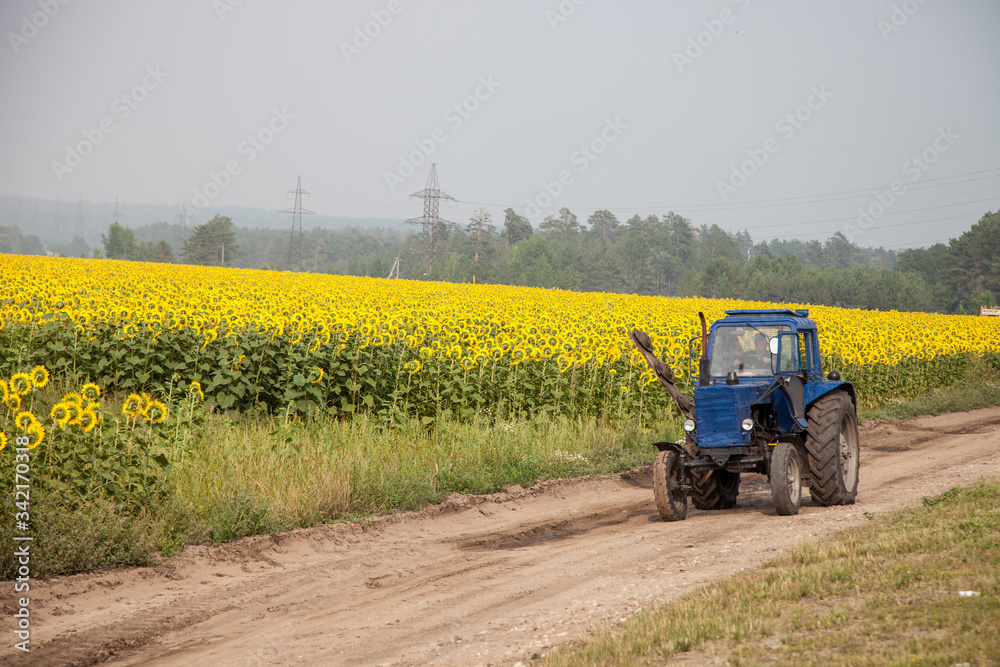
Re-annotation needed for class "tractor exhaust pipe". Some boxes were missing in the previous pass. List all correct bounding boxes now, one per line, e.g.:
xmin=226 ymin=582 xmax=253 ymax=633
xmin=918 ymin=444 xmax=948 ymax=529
xmin=698 ymin=311 xmax=711 ymax=387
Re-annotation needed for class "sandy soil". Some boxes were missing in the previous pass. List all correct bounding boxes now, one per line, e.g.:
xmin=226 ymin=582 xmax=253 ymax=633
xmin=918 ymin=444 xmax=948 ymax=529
xmin=4 ymin=407 xmax=1000 ymax=666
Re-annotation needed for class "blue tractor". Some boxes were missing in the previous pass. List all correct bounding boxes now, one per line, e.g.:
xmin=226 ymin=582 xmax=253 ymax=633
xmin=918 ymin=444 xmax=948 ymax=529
xmin=630 ymin=309 xmax=860 ymax=520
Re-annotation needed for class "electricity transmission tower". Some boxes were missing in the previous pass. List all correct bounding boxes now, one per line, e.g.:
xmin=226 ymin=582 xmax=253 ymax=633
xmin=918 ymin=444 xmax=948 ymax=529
xmin=74 ymin=194 xmax=84 ymax=238
xmin=176 ymin=204 xmax=190 ymax=248
xmin=405 ymin=163 xmax=455 ymax=269
xmin=108 ymin=195 xmax=125 ymax=228
xmin=282 ymin=175 xmax=315 ymax=271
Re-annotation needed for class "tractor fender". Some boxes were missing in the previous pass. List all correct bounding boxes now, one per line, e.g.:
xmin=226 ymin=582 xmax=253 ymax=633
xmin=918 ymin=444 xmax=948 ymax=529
xmin=805 ymin=380 xmax=856 ymax=412
xmin=652 ymin=440 xmax=686 ymax=455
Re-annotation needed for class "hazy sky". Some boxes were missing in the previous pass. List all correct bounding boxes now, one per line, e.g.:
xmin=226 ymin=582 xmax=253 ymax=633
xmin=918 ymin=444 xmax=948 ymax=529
xmin=2 ymin=0 xmax=998 ymax=248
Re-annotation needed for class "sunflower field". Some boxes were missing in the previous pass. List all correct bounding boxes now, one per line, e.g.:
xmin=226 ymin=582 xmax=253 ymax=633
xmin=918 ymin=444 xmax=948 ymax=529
xmin=2 ymin=254 xmax=999 ymax=424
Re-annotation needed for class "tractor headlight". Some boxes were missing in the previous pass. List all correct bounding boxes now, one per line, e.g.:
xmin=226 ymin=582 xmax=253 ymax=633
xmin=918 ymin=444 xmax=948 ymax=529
xmin=683 ymin=418 xmax=696 ymax=433
xmin=741 ymin=418 xmax=754 ymax=432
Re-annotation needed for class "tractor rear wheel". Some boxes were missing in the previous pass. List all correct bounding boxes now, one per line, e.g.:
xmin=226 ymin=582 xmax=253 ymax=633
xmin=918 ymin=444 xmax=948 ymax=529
xmin=770 ymin=441 xmax=802 ymax=515
xmin=653 ymin=450 xmax=687 ymax=521
xmin=690 ymin=469 xmax=740 ymax=510
xmin=805 ymin=391 xmax=860 ymax=506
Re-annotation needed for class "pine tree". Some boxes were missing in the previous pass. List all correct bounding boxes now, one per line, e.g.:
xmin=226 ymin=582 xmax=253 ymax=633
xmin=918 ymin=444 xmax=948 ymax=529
xmin=181 ymin=215 xmax=242 ymax=266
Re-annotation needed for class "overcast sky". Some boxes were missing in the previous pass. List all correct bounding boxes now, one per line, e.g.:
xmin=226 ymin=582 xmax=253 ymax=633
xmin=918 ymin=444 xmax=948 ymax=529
xmin=2 ymin=0 xmax=998 ymax=248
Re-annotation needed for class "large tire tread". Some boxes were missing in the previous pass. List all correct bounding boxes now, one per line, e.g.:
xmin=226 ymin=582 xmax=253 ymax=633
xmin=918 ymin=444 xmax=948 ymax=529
xmin=653 ymin=450 xmax=687 ymax=521
xmin=805 ymin=391 xmax=859 ymax=506
xmin=690 ymin=469 xmax=740 ymax=510
xmin=771 ymin=441 xmax=802 ymax=516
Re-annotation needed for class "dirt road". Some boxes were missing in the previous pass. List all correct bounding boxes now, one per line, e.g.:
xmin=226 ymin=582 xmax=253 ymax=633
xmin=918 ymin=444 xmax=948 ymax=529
xmin=6 ymin=407 xmax=1000 ymax=666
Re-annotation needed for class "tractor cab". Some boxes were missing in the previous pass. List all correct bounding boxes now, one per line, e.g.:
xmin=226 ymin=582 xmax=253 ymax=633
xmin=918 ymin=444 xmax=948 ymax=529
xmin=696 ymin=309 xmax=823 ymax=383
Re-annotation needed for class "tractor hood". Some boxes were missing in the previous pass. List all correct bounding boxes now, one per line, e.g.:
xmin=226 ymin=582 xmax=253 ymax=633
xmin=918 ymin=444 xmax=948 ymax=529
xmin=692 ymin=382 xmax=771 ymax=448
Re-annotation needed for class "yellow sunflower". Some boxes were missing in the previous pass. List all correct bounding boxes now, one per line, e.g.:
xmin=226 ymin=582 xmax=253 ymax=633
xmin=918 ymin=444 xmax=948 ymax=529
xmin=50 ymin=402 xmax=72 ymax=428
xmin=25 ymin=422 xmax=44 ymax=449
xmin=10 ymin=373 xmax=32 ymax=396
xmin=78 ymin=408 xmax=99 ymax=433
xmin=0 ymin=431 xmax=7 ymax=451
xmin=30 ymin=365 xmax=49 ymax=389
xmin=142 ymin=400 xmax=168 ymax=424
xmin=81 ymin=383 xmax=101 ymax=401
xmin=188 ymin=381 xmax=205 ymax=402
xmin=122 ymin=393 xmax=143 ymax=417
xmin=14 ymin=411 xmax=38 ymax=430
xmin=66 ymin=403 xmax=81 ymax=425
xmin=0 ymin=379 xmax=8 ymax=403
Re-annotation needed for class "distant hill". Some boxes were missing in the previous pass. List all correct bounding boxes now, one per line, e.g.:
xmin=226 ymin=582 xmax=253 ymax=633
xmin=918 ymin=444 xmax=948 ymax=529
xmin=0 ymin=193 xmax=401 ymax=247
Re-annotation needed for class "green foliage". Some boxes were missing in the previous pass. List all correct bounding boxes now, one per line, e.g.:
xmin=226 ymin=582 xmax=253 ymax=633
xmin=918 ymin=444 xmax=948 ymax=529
xmin=100 ymin=223 xmax=175 ymax=263
xmin=503 ymin=207 xmax=533 ymax=249
xmin=181 ymin=214 xmax=242 ymax=266
xmin=102 ymin=222 xmax=141 ymax=260
xmin=0 ymin=225 xmax=46 ymax=255
xmin=681 ymin=254 xmax=934 ymax=311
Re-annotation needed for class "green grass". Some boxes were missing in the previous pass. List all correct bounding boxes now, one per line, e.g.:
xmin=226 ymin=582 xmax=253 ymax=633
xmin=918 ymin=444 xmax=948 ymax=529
xmin=860 ymin=378 xmax=1000 ymax=422
xmin=543 ymin=478 xmax=1000 ymax=666
xmin=172 ymin=410 xmax=676 ymax=537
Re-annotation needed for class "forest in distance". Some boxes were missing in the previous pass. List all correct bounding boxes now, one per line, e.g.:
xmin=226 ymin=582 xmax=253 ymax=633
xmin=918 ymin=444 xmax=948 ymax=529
xmin=1 ymin=205 xmax=998 ymax=318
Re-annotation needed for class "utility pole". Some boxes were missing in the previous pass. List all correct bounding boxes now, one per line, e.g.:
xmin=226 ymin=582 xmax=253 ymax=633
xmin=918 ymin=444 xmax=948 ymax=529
xmin=282 ymin=175 xmax=315 ymax=272
xmin=405 ymin=163 xmax=455 ymax=271
xmin=388 ymin=255 xmax=400 ymax=279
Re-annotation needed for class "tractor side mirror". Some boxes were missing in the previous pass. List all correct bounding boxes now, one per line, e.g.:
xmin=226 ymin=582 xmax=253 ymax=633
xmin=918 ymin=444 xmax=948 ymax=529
xmin=775 ymin=332 xmax=802 ymax=373
xmin=768 ymin=337 xmax=779 ymax=355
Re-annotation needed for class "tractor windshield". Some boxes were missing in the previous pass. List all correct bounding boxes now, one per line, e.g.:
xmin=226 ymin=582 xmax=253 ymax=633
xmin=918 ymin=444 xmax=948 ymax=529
xmin=710 ymin=324 xmax=792 ymax=378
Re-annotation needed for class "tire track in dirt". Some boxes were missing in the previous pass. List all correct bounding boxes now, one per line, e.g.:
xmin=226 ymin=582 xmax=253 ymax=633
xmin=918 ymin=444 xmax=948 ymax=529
xmin=5 ymin=407 xmax=1000 ymax=666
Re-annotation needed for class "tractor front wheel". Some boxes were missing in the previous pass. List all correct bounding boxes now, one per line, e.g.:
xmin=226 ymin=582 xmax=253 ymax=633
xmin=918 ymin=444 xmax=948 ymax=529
xmin=653 ymin=450 xmax=687 ymax=521
xmin=770 ymin=441 xmax=802 ymax=516
xmin=805 ymin=391 xmax=860 ymax=506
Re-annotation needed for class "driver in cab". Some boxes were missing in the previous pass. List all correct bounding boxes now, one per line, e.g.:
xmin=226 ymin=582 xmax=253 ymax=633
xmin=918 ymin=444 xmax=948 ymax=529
xmin=740 ymin=334 xmax=773 ymax=373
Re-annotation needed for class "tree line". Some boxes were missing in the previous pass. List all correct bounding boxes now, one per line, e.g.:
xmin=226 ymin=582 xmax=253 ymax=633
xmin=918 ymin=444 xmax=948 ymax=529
xmin=22 ymin=206 xmax=1000 ymax=316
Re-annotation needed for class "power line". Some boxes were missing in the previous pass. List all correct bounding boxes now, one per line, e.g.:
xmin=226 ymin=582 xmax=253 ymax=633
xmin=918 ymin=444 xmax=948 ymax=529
xmin=759 ymin=212 xmax=987 ymax=242
xmin=351 ymin=168 xmax=999 ymax=221
xmin=453 ymin=168 xmax=1000 ymax=215
xmin=728 ymin=196 xmax=1000 ymax=232
xmin=438 ymin=121 xmax=1000 ymax=168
